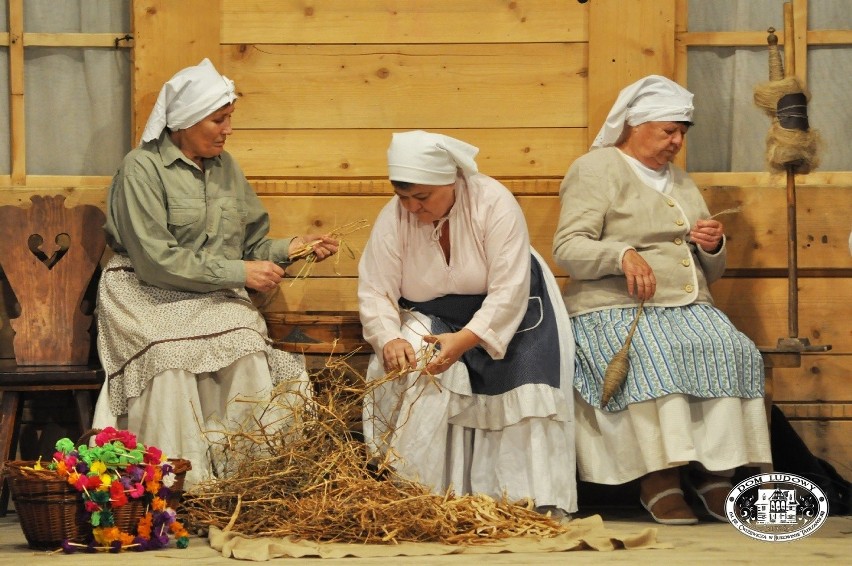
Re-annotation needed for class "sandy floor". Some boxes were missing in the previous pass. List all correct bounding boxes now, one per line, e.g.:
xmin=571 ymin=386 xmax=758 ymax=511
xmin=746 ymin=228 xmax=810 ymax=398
xmin=0 ymin=505 xmax=848 ymax=565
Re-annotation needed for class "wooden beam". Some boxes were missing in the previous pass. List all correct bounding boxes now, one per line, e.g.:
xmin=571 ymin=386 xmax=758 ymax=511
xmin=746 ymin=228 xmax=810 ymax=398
xmin=792 ymin=0 xmax=809 ymax=82
xmin=690 ymin=171 xmax=852 ymax=186
xmin=7 ymin=0 xmax=24 ymax=185
xmin=22 ymin=33 xmax=134 ymax=48
xmin=678 ymin=31 xmax=789 ymax=47
xmin=5 ymin=172 xmax=849 ymax=194
xmin=777 ymin=403 xmax=852 ymax=420
xmin=808 ymin=29 xmax=852 ymax=44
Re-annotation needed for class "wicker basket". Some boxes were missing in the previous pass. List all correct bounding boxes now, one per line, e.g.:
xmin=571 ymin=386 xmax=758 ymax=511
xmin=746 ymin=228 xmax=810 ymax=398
xmin=3 ymin=458 xmax=191 ymax=550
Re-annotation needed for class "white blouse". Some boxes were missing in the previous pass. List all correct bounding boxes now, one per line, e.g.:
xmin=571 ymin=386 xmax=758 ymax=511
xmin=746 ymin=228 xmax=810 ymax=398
xmin=358 ymin=174 xmax=531 ymax=359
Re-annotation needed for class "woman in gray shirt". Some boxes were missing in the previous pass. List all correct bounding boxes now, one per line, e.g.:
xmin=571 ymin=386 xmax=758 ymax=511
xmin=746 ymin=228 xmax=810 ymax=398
xmin=91 ymin=59 xmax=337 ymax=488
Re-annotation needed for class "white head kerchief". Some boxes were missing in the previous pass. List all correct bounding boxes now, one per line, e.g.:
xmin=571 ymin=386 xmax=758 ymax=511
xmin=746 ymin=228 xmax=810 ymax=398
xmin=140 ymin=58 xmax=237 ymax=145
xmin=591 ymin=75 xmax=694 ymax=149
xmin=387 ymin=130 xmax=479 ymax=185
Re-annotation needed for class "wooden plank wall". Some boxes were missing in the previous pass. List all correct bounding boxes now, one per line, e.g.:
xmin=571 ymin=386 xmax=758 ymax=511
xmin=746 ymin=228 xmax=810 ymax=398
xmin=1 ymin=0 xmax=849 ymax=476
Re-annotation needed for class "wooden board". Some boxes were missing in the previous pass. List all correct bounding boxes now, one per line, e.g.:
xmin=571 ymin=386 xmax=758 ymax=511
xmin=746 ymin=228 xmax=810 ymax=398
xmin=222 ymin=43 xmax=587 ymax=129
xmin=221 ymin=0 xmax=588 ymax=44
xmin=228 ymin=128 xmax=587 ymax=179
xmin=132 ymin=0 xmax=221 ymax=144
xmin=773 ymin=355 xmax=852 ymax=402
xmin=710 ymin=277 xmax=848 ymax=352
xmin=260 ymin=187 xmax=852 ymax=274
xmin=259 ymin=275 xmax=849 ymax=350
xmin=588 ymin=0 xmax=676 ymax=148
xmin=1 ymin=187 xmax=845 ymax=276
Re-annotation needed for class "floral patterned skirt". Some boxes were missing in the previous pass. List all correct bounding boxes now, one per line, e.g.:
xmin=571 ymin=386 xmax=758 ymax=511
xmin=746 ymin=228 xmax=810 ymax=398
xmin=572 ymin=303 xmax=764 ymax=412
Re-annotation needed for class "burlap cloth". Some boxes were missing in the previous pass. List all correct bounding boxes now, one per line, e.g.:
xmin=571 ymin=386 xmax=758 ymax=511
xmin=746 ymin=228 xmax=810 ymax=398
xmin=207 ymin=514 xmax=668 ymax=561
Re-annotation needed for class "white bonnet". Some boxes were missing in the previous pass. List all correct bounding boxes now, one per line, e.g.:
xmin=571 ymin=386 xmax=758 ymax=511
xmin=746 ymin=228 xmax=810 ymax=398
xmin=140 ymin=58 xmax=237 ymax=145
xmin=592 ymin=75 xmax=694 ymax=149
xmin=387 ymin=130 xmax=479 ymax=185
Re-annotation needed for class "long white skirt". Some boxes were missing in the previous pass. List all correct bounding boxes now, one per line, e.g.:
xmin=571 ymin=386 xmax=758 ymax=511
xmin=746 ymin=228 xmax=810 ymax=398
xmin=93 ymin=351 xmax=309 ymax=489
xmin=574 ymin=392 xmax=773 ymax=485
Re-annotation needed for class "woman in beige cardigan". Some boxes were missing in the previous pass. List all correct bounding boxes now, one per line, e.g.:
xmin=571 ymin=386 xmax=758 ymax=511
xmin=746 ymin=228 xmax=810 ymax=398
xmin=552 ymin=75 xmax=772 ymax=525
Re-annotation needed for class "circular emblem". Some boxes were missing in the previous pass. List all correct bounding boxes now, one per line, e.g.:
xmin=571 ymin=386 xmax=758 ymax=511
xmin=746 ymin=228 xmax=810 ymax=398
xmin=725 ymin=473 xmax=829 ymax=542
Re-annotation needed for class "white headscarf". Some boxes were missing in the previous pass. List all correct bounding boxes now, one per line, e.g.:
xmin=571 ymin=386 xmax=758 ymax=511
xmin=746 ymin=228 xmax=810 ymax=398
xmin=591 ymin=75 xmax=694 ymax=149
xmin=387 ymin=130 xmax=479 ymax=185
xmin=139 ymin=58 xmax=237 ymax=145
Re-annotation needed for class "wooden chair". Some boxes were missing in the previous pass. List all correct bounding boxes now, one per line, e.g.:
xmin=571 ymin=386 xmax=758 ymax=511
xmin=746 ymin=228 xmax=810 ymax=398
xmin=0 ymin=195 xmax=106 ymax=515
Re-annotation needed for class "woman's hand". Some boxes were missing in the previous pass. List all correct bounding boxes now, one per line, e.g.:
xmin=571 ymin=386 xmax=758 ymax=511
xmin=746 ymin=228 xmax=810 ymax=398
xmin=289 ymin=234 xmax=339 ymax=262
xmin=382 ymin=338 xmax=417 ymax=373
xmin=622 ymin=249 xmax=656 ymax=301
xmin=422 ymin=329 xmax=480 ymax=375
xmin=690 ymin=219 xmax=724 ymax=253
xmin=244 ymin=260 xmax=285 ymax=293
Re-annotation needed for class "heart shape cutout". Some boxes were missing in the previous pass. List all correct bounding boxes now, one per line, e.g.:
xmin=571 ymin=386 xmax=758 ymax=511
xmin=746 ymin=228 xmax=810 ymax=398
xmin=28 ymin=232 xmax=70 ymax=270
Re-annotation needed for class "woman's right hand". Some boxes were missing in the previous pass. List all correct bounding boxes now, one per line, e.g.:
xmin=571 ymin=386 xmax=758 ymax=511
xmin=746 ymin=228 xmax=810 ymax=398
xmin=244 ymin=260 xmax=285 ymax=293
xmin=382 ymin=338 xmax=417 ymax=373
xmin=622 ymin=249 xmax=656 ymax=301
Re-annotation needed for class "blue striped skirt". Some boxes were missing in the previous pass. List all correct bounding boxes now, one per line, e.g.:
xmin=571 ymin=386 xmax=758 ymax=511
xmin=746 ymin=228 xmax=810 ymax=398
xmin=572 ymin=304 xmax=764 ymax=412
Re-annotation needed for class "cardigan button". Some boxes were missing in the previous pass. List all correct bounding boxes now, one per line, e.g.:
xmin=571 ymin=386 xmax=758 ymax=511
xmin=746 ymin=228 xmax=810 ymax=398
xmin=675 ymin=218 xmax=685 ymax=226
xmin=684 ymin=283 xmax=694 ymax=293
xmin=674 ymin=237 xmax=683 ymax=245
xmin=681 ymin=258 xmax=690 ymax=267
xmin=666 ymin=199 xmax=675 ymax=207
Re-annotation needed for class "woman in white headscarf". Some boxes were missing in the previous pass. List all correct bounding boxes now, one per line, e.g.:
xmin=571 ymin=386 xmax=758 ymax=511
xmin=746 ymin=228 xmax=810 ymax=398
xmin=552 ymin=75 xmax=772 ymax=524
xmin=359 ymin=130 xmax=577 ymax=518
xmin=91 ymin=59 xmax=338 ymax=488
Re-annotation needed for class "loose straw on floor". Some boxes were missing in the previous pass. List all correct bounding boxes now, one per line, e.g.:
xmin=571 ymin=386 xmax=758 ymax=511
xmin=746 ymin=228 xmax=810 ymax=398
xmin=183 ymin=350 xmax=567 ymax=544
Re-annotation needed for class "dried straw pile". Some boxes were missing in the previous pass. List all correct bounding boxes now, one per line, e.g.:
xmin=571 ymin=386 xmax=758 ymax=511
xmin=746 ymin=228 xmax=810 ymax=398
xmin=183 ymin=352 xmax=566 ymax=544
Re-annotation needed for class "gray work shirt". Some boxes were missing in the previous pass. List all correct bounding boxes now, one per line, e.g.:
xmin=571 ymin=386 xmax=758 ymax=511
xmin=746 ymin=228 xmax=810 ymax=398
xmin=104 ymin=132 xmax=292 ymax=293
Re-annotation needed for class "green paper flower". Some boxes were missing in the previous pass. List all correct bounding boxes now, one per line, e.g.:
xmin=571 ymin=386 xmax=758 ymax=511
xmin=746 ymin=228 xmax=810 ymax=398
xmin=55 ymin=438 xmax=74 ymax=454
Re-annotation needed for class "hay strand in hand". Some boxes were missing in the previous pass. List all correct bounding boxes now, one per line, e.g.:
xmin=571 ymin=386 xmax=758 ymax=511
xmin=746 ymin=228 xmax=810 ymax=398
xmin=709 ymin=206 xmax=742 ymax=219
xmin=289 ymin=219 xmax=369 ymax=286
xmin=600 ymin=301 xmax=645 ymax=408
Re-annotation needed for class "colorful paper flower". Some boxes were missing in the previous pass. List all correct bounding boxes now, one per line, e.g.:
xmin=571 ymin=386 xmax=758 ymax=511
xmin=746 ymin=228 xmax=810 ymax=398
xmin=47 ymin=430 xmax=189 ymax=554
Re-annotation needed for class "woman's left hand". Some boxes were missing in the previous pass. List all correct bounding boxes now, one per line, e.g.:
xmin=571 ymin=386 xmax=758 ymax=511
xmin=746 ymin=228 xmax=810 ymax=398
xmin=290 ymin=234 xmax=339 ymax=262
xmin=422 ymin=329 xmax=480 ymax=375
xmin=690 ymin=219 xmax=724 ymax=253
